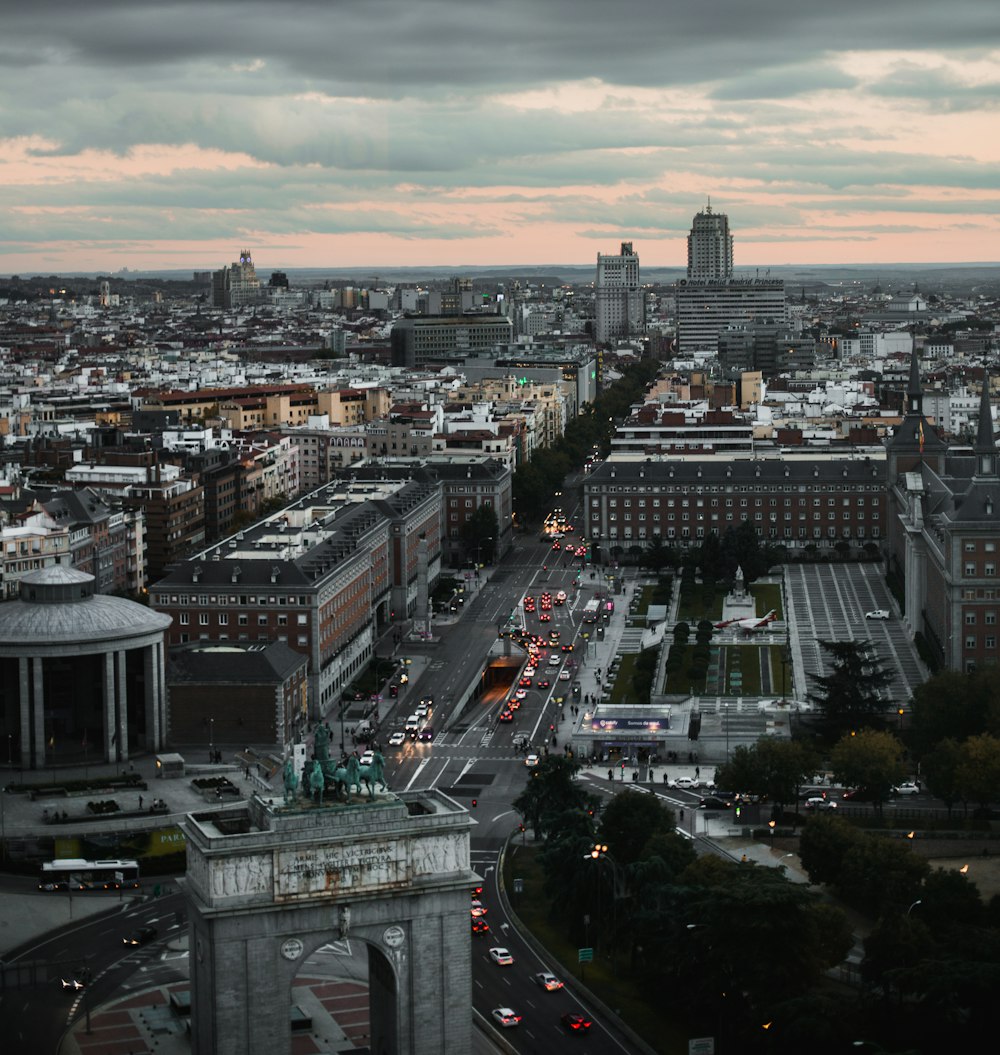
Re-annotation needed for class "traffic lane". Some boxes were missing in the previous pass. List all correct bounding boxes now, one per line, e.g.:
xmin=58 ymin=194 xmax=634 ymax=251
xmin=473 ymin=854 xmax=627 ymax=1053
xmin=1 ymin=891 xmax=186 ymax=1055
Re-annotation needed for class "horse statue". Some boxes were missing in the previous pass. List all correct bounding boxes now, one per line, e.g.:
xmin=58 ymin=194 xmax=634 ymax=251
xmin=282 ymin=758 xmax=299 ymax=805
xmin=308 ymin=760 xmax=326 ymax=805
xmin=330 ymin=754 xmax=363 ymax=801
xmin=358 ymin=751 xmax=387 ymax=797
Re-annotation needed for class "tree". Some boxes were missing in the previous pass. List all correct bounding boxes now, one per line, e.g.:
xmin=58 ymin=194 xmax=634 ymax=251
xmin=837 ymin=835 xmax=929 ymax=914
xmin=908 ymin=669 xmax=1000 ymax=758
xmin=806 ymin=640 xmax=894 ymax=739
xmin=512 ymin=755 xmax=596 ymax=838
xmin=596 ymin=789 xmax=675 ymax=866
xmin=956 ymin=733 xmax=1000 ymax=809
xmin=921 ymin=737 xmax=963 ymax=816
xmin=714 ymin=739 xmax=820 ymax=812
xmin=798 ymin=813 xmax=859 ymax=888
xmin=830 ymin=729 xmax=906 ymax=810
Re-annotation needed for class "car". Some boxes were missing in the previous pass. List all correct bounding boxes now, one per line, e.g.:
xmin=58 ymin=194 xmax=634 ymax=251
xmin=671 ymin=776 xmax=700 ymax=790
xmin=415 ymin=703 xmax=429 ymax=718
xmin=470 ymin=900 xmax=487 ymax=917
xmin=561 ymin=643 xmax=575 ymax=652
xmin=522 ymin=596 xmax=534 ymax=607
xmin=359 ymin=750 xmax=375 ymax=766
xmin=699 ymin=795 xmax=735 ymax=810
xmin=551 ymin=541 xmax=562 ymax=550
xmin=841 ymin=787 xmax=878 ymax=801
xmin=558 ymin=670 xmax=571 ymax=681
xmin=519 ymin=676 xmax=533 ymax=688
xmin=491 ymin=1007 xmax=522 ymax=1028
xmin=404 ymin=715 xmax=420 ymax=733
xmin=418 ymin=726 xmax=434 ymax=741
xmin=803 ymin=796 xmax=837 ymax=811
xmin=893 ymin=781 xmax=921 ymax=796
xmin=561 ymin=1012 xmax=592 ymax=1033
xmin=537 ymin=678 xmax=551 ymax=689
xmin=555 ymin=590 xmax=567 ymax=604
xmin=388 ymin=684 xmax=399 ymax=697
xmin=472 ymin=918 xmax=491 ymax=935
xmin=498 ymin=709 xmax=514 ymax=722
xmin=865 ymin=609 xmax=890 ymax=620
xmin=388 ymin=731 xmax=406 ymax=746
xmin=535 ymin=971 xmax=564 ymax=991
xmin=123 ymin=926 xmax=157 ymax=946
xmin=515 ymin=689 xmax=528 ymax=700
xmin=548 ymin=655 xmax=561 ymax=667
xmin=508 ymin=699 xmax=520 ymax=710
xmin=525 ymin=754 xmax=539 ymax=767
xmin=539 ymin=612 xmax=552 ymax=622
xmin=548 ymin=630 xmax=561 ymax=640
xmin=489 ymin=947 xmax=514 ymax=966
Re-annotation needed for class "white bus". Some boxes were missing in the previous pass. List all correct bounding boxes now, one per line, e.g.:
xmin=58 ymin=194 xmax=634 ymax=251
xmin=582 ymin=599 xmax=601 ymax=623
xmin=39 ymin=858 xmax=140 ymax=892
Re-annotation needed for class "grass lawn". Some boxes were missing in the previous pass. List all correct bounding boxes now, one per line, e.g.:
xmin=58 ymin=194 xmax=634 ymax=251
xmin=502 ymin=841 xmax=690 ymax=1054
xmin=721 ymin=645 xmax=762 ymax=696
xmin=663 ymin=644 xmax=706 ymax=694
xmin=677 ymin=581 xmax=725 ymax=621
xmin=752 ymin=581 xmax=783 ymax=618
xmin=608 ymin=653 xmax=638 ymax=703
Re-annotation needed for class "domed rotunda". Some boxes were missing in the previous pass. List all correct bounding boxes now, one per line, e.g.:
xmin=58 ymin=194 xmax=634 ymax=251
xmin=0 ymin=566 xmax=172 ymax=770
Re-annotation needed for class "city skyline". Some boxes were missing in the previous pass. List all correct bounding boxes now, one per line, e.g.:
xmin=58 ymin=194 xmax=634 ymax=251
xmin=2 ymin=1 xmax=999 ymax=273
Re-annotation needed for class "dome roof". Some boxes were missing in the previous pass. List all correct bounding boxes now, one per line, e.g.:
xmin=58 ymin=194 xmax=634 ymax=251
xmin=0 ymin=568 xmax=171 ymax=646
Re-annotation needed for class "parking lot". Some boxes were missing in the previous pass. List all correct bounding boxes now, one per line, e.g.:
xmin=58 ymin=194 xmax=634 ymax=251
xmin=785 ymin=563 xmax=928 ymax=705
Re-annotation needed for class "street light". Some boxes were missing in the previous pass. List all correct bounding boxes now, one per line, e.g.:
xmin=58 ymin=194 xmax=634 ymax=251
xmin=209 ymin=717 xmax=215 ymax=762
xmin=907 ymin=899 xmax=922 ymax=916
xmin=768 ymin=819 xmax=776 ymax=851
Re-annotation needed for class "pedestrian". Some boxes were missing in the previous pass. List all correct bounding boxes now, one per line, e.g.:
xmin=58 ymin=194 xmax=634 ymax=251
xmin=139 ymin=794 xmax=143 ymax=810
xmin=695 ymin=766 xmax=700 ymax=778
xmin=608 ymin=768 xmax=614 ymax=782
xmin=663 ymin=771 xmax=668 ymax=784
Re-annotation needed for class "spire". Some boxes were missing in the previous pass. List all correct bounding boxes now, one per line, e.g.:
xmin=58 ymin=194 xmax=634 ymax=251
xmin=974 ymin=375 xmax=997 ymax=477
xmin=906 ymin=347 xmax=922 ymax=415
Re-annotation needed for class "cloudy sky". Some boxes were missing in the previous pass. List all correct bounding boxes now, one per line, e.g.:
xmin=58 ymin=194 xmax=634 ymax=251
xmin=2 ymin=0 xmax=999 ymax=273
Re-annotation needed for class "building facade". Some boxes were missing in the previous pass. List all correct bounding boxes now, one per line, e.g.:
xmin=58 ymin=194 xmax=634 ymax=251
xmin=675 ymin=279 xmax=786 ymax=355
xmin=595 ymin=242 xmax=644 ymax=344
xmin=687 ymin=202 xmax=734 ymax=282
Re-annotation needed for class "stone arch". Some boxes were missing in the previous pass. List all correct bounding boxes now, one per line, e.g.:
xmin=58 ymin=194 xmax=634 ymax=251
xmin=182 ymin=790 xmax=475 ymax=1055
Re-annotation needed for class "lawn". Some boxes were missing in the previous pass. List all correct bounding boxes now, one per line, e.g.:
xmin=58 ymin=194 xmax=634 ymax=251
xmin=502 ymin=841 xmax=689 ymax=1054
xmin=752 ymin=581 xmax=783 ymax=618
xmin=608 ymin=653 xmax=638 ymax=703
xmin=676 ymin=581 xmax=725 ymax=621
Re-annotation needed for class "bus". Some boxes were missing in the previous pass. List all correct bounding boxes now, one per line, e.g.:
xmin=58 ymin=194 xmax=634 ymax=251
xmin=39 ymin=858 xmax=140 ymax=892
xmin=582 ymin=599 xmax=601 ymax=623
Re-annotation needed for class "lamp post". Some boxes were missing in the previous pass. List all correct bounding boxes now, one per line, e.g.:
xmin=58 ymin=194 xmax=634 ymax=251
xmin=583 ymin=843 xmax=626 ymax=964
xmin=768 ymin=819 xmax=776 ymax=851
xmin=724 ymin=702 xmax=729 ymax=762
xmin=476 ymin=537 xmax=493 ymax=579
xmin=209 ymin=717 xmax=215 ymax=763
xmin=907 ymin=899 xmax=922 ymax=917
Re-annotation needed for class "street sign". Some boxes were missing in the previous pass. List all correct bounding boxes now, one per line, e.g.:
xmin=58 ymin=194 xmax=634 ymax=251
xmin=578 ymin=947 xmax=594 ymax=963
xmin=513 ymin=878 xmax=524 ymax=894
xmin=689 ymin=1039 xmax=715 ymax=1055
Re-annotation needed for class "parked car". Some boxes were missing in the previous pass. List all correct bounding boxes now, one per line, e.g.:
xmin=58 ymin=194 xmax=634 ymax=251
xmin=865 ymin=609 xmax=890 ymax=620
xmin=892 ymin=781 xmax=921 ymax=796
xmin=670 ymin=776 xmax=700 ymax=790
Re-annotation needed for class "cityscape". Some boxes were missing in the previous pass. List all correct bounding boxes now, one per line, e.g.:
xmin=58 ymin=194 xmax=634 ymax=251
xmin=2 ymin=4 xmax=1000 ymax=1055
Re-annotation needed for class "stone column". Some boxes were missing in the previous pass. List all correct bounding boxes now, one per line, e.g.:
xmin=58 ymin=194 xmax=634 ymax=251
xmin=144 ymin=643 xmax=159 ymax=752
xmin=18 ymin=657 xmax=31 ymax=769
xmin=31 ymin=657 xmax=45 ymax=768
xmin=104 ymin=651 xmax=116 ymax=762
xmin=116 ymin=650 xmax=129 ymax=762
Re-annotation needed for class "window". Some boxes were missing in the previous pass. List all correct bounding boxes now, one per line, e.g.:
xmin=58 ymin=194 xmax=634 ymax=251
xmin=986 ymin=612 xmax=996 ymax=626
xmin=987 ymin=636 xmax=996 ymax=649
xmin=298 ymin=635 xmax=308 ymax=646
xmin=298 ymin=614 xmax=308 ymax=624
xmin=987 ymin=564 xmax=996 ymax=577
xmin=965 ymin=563 xmax=976 ymax=577
xmin=199 ymin=613 xmax=209 ymax=626
xmin=965 ymin=635 xmax=977 ymax=650
xmin=965 ymin=543 xmax=976 ymax=553
xmin=238 ymin=614 xmax=249 ymax=626
xmin=258 ymin=615 xmax=268 ymax=626
xmin=219 ymin=613 xmax=228 ymax=625
xmin=179 ymin=613 xmax=189 ymax=625
xmin=966 ymin=613 xmax=977 ymax=625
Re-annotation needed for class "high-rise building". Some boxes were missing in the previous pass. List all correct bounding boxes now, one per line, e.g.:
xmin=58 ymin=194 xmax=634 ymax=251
xmin=687 ymin=200 xmax=733 ymax=282
xmin=595 ymin=242 xmax=644 ymax=344
xmin=212 ymin=250 xmax=261 ymax=308
xmin=675 ymin=279 xmax=786 ymax=354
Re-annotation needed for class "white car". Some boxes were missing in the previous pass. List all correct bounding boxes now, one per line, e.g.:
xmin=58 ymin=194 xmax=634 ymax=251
xmin=671 ymin=776 xmax=700 ymax=790
xmin=893 ymin=782 xmax=921 ymax=796
xmin=491 ymin=1007 xmax=521 ymax=1028
xmin=388 ymin=731 xmax=406 ymax=746
xmin=515 ymin=689 xmax=528 ymax=700
xmin=865 ymin=609 xmax=890 ymax=620
xmin=359 ymin=750 xmax=375 ymax=766
xmin=415 ymin=703 xmax=429 ymax=718
xmin=525 ymin=754 xmax=539 ymax=767
xmin=548 ymin=655 xmax=561 ymax=667
xmin=535 ymin=971 xmax=564 ymax=991
xmin=804 ymin=796 xmax=837 ymax=811
xmin=489 ymin=947 xmax=514 ymax=966
xmin=558 ymin=670 xmax=571 ymax=681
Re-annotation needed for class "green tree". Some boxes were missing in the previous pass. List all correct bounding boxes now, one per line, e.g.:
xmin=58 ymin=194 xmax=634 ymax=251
xmin=956 ymin=733 xmax=1000 ymax=808
xmin=714 ymin=738 xmax=820 ymax=812
xmin=596 ymin=789 xmax=675 ymax=866
xmin=806 ymin=640 xmax=895 ymax=739
xmin=512 ymin=754 xmax=596 ymax=838
xmin=922 ymin=737 xmax=963 ymax=816
xmin=830 ymin=729 xmax=906 ymax=810
xmin=908 ymin=668 xmax=1000 ymax=758
xmin=798 ymin=813 xmax=859 ymax=887
xmin=837 ymin=835 xmax=929 ymax=914
xmin=459 ymin=504 xmax=499 ymax=562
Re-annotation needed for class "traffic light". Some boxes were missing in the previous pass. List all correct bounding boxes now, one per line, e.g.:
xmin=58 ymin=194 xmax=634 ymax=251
xmin=471 ymin=798 xmax=478 ymax=808
xmin=734 ymin=805 xmax=742 ymax=819
xmin=518 ymin=822 xmax=525 ymax=832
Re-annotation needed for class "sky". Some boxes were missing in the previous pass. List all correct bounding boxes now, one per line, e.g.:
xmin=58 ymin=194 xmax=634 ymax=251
xmin=2 ymin=0 xmax=1000 ymax=274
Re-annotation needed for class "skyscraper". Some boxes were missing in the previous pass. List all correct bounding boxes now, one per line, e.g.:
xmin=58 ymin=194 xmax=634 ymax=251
xmin=595 ymin=242 xmax=644 ymax=344
xmin=212 ymin=250 xmax=261 ymax=308
xmin=687 ymin=200 xmax=733 ymax=282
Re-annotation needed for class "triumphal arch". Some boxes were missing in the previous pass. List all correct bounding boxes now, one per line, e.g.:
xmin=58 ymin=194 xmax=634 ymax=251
xmin=180 ymin=769 xmax=477 ymax=1055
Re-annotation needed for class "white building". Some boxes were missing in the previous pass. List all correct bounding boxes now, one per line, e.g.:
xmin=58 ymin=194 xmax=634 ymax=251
xmin=687 ymin=201 xmax=733 ymax=282
xmin=675 ymin=279 xmax=786 ymax=354
xmin=595 ymin=242 xmax=644 ymax=344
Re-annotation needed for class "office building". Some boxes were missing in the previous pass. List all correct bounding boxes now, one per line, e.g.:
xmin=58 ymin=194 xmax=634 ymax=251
xmin=687 ymin=201 xmax=733 ymax=282
xmin=595 ymin=242 xmax=644 ymax=344
xmin=212 ymin=250 xmax=262 ymax=309
xmin=676 ymin=279 xmax=786 ymax=355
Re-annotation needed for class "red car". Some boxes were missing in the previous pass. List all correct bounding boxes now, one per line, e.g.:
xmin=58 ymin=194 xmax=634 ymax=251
xmin=561 ymin=1012 xmax=592 ymax=1032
